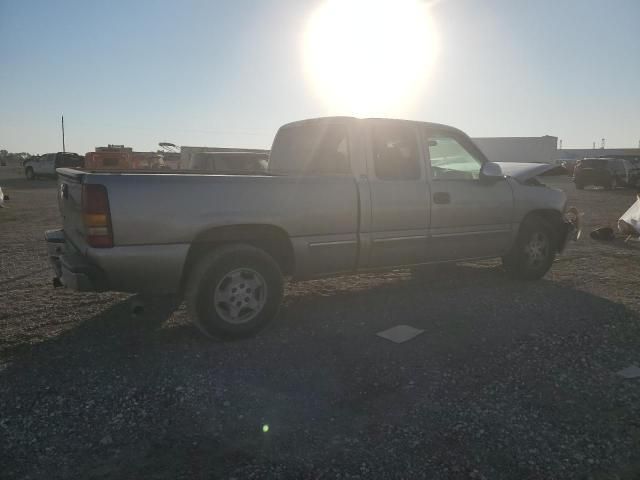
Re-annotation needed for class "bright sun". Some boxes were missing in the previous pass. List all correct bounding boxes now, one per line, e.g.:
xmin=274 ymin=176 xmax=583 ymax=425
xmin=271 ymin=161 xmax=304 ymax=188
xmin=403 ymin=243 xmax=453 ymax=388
xmin=304 ymin=0 xmax=438 ymax=116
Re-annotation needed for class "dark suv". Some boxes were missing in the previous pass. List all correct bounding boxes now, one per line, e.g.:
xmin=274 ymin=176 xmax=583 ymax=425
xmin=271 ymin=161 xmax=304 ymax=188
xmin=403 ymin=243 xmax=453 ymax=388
xmin=573 ymin=157 xmax=632 ymax=190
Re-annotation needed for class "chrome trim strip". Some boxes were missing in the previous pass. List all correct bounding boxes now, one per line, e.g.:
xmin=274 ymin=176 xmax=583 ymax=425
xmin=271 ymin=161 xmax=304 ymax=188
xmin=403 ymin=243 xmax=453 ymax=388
xmin=431 ymin=229 xmax=511 ymax=238
xmin=308 ymin=240 xmax=358 ymax=247
xmin=372 ymin=235 xmax=427 ymax=243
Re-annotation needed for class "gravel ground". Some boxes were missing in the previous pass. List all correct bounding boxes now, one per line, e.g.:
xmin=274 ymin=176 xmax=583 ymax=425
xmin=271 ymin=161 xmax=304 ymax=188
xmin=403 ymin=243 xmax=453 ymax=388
xmin=1 ymin=168 xmax=640 ymax=479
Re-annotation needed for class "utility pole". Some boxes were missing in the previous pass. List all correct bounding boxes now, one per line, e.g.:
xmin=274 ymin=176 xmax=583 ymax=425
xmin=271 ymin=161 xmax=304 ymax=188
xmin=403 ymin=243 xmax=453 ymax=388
xmin=61 ymin=115 xmax=66 ymax=153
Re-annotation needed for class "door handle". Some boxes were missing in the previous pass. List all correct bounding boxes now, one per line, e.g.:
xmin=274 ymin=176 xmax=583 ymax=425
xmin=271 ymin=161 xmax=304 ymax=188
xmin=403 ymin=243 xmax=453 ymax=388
xmin=433 ymin=192 xmax=451 ymax=204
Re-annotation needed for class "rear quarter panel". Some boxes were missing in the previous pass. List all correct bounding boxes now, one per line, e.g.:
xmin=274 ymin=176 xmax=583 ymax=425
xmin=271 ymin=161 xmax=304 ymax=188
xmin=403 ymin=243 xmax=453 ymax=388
xmin=89 ymin=173 xmax=360 ymax=280
xmin=94 ymin=173 xmax=359 ymax=244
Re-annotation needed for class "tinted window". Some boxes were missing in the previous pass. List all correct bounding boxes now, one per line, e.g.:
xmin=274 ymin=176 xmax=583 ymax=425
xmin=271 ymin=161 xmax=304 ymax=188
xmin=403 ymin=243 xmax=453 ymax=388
xmin=579 ymin=159 xmax=607 ymax=169
xmin=372 ymin=124 xmax=420 ymax=180
xmin=57 ymin=154 xmax=83 ymax=167
xmin=269 ymin=124 xmax=350 ymax=175
xmin=426 ymin=135 xmax=482 ymax=180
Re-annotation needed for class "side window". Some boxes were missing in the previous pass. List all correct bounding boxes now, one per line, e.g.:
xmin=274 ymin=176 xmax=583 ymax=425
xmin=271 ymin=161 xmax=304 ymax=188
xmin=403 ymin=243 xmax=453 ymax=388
xmin=372 ymin=125 xmax=421 ymax=181
xmin=426 ymin=134 xmax=482 ymax=181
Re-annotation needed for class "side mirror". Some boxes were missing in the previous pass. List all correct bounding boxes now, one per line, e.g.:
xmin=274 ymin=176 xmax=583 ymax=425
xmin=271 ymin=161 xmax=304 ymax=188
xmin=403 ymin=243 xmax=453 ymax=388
xmin=480 ymin=162 xmax=503 ymax=182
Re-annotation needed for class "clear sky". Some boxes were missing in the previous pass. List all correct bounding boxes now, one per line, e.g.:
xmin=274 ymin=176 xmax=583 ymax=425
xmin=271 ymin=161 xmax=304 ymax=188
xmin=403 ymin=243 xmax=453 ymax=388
xmin=1 ymin=0 xmax=638 ymax=154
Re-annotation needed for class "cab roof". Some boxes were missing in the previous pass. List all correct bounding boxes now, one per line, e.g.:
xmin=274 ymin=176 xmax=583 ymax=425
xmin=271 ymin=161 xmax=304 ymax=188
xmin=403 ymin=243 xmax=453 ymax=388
xmin=279 ymin=116 xmax=466 ymax=136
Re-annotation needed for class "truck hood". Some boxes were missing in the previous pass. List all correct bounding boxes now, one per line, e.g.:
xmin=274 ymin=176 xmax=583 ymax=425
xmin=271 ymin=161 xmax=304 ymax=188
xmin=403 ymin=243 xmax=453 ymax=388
xmin=494 ymin=162 xmax=558 ymax=181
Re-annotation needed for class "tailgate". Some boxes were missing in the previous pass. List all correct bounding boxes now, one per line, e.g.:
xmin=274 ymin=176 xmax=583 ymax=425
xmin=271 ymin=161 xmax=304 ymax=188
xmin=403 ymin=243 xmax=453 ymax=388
xmin=57 ymin=168 xmax=87 ymax=250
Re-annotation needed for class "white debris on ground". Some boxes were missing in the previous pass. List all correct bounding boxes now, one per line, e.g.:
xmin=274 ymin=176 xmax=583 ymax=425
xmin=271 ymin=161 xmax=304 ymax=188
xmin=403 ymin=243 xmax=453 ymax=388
xmin=616 ymin=365 xmax=640 ymax=379
xmin=376 ymin=324 xmax=424 ymax=343
xmin=619 ymin=195 xmax=640 ymax=236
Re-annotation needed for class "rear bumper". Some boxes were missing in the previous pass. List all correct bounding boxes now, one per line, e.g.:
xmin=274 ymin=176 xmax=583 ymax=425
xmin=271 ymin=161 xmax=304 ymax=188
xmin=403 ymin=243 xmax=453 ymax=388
xmin=45 ymin=229 xmax=188 ymax=294
xmin=46 ymin=229 xmax=107 ymax=292
xmin=59 ymin=254 xmax=108 ymax=291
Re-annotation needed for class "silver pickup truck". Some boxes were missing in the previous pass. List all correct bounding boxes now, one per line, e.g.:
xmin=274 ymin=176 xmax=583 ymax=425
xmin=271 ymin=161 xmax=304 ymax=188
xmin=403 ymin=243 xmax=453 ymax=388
xmin=46 ymin=117 xmax=573 ymax=338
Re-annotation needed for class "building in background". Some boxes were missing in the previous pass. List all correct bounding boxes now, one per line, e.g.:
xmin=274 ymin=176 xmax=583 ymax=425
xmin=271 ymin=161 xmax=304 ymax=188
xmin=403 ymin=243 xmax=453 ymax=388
xmin=556 ymin=148 xmax=640 ymax=162
xmin=85 ymin=145 xmax=164 ymax=170
xmin=472 ymin=136 xmax=558 ymax=164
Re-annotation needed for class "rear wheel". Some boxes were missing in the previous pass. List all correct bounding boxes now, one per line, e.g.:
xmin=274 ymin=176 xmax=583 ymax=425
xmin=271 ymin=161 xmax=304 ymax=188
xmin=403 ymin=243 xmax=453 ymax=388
xmin=185 ymin=244 xmax=284 ymax=339
xmin=25 ymin=167 xmax=35 ymax=180
xmin=502 ymin=217 xmax=556 ymax=280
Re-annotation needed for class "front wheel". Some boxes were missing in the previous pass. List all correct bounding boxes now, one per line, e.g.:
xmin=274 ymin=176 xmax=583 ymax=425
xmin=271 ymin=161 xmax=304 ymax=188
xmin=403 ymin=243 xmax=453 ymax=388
xmin=502 ymin=217 xmax=556 ymax=280
xmin=185 ymin=244 xmax=284 ymax=339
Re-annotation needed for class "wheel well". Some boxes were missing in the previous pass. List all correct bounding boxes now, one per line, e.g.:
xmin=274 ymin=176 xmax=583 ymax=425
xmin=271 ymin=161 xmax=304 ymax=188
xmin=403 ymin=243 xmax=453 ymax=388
xmin=521 ymin=209 xmax=565 ymax=251
xmin=180 ymin=224 xmax=294 ymax=291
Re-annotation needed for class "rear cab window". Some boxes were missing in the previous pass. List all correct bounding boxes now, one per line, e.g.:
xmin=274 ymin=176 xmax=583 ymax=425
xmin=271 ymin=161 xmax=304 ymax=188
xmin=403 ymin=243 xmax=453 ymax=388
xmin=269 ymin=123 xmax=351 ymax=175
xmin=56 ymin=154 xmax=83 ymax=168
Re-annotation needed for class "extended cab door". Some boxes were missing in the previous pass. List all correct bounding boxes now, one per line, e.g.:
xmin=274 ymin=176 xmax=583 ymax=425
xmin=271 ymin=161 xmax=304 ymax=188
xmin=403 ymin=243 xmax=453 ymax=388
xmin=37 ymin=154 xmax=55 ymax=175
xmin=365 ymin=120 xmax=430 ymax=268
xmin=423 ymin=128 xmax=514 ymax=260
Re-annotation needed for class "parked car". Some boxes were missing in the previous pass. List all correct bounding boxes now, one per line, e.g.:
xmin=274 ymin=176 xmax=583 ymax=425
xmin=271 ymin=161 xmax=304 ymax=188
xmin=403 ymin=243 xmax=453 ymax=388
xmin=24 ymin=152 xmax=84 ymax=180
xmin=46 ymin=117 xmax=574 ymax=339
xmin=573 ymin=157 xmax=639 ymax=190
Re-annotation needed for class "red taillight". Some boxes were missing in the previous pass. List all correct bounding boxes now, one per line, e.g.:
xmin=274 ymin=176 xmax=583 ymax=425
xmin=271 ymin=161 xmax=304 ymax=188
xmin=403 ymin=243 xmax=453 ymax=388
xmin=82 ymin=184 xmax=113 ymax=248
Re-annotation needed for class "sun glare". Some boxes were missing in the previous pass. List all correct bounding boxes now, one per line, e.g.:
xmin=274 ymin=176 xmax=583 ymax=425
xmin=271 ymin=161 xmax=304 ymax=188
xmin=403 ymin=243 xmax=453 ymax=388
xmin=304 ymin=0 xmax=438 ymax=116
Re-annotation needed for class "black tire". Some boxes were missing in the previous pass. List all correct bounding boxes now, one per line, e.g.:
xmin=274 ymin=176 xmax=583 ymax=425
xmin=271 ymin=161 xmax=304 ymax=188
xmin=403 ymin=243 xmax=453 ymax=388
xmin=25 ymin=167 xmax=35 ymax=180
xmin=185 ymin=244 xmax=284 ymax=339
xmin=502 ymin=216 xmax=556 ymax=280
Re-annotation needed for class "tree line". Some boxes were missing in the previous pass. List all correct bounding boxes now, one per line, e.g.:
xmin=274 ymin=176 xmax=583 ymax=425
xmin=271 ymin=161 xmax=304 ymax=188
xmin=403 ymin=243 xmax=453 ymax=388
xmin=0 ymin=150 xmax=34 ymax=166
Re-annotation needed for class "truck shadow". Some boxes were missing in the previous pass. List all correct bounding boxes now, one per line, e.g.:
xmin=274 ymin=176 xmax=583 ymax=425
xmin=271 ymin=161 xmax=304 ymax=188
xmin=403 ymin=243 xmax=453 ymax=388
xmin=2 ymin=264 xmax=640 ymax=478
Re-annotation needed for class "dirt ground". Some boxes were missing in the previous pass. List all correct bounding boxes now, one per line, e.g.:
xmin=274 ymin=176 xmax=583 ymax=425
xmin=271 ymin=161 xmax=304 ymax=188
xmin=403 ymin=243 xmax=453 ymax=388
xmin=1 ymin=167 xmax=640 ymax=479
